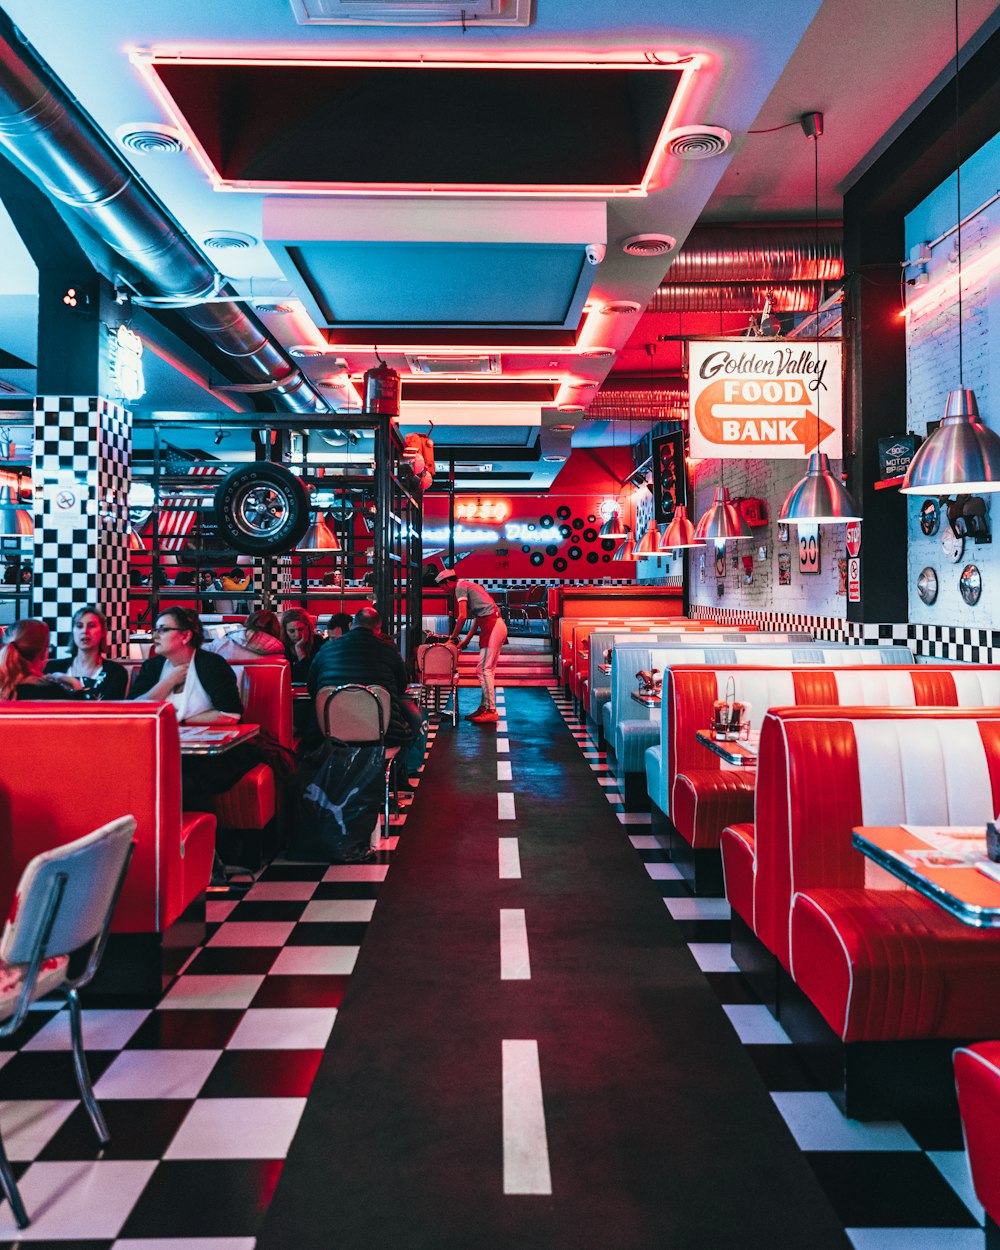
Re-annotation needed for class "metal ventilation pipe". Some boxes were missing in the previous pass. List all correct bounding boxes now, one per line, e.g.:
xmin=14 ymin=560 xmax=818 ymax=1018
xmin=648 ymin=283 xmax=819 ymax=314
xmin=0 ymin=11 xmax=328 ymax=417
xmin=586 ymin=387 xmax=689 ymax=422
xmin=661 ymin=225 xmax=843 ymax=284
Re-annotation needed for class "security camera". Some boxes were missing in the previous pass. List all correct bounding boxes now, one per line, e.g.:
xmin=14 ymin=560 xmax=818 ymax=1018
xmin=585 ymin=244 xmax=606 ymax=266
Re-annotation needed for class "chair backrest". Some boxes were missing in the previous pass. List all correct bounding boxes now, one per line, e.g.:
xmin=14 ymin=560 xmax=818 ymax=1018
xmin=1 ymin=816 xmax=136 ymax=965
xmin=753 ymin=706 xmax=1000 ymax=968
xmin=417 ymin=643 xmax=457 ymax=683
xmin=317 ymin=683 xmax=390 ymax=744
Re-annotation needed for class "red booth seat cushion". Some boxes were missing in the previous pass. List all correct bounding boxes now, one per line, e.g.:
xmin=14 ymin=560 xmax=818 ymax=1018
xmin=211 ymin=764 xmax=275 ymax=830
xmin=954 ymin=1041 xmax=1000 ymax=1224
xmin=721 ymin=823 xmax=755 ymax=927
xmin=789 ymin=887 xmax=1000 ymax=1043
xmin=672 ymin=770 xmax=756 ymax=851
xmin=178 ymin=814 xmax=217 ymax=921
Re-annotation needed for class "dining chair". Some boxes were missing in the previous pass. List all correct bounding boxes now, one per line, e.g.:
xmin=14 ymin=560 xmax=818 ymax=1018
xmin=0 ymin=815 xmax=136 ymax=1229
xmin=416 ymin=642 xmax=459 ymax=727
xmin=315 ymin=683 xmax=399 ymax=842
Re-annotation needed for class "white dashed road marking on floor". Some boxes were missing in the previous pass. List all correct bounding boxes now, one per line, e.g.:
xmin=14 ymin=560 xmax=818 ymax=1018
xmin=497 ymin=760 xmax=512 ymax=781
xmin=496 ymin=738 xmax=510 ymax=753
xmin=498 ymin=838 xmax=521 ymax=879
xmin=502 ymin=1039 xmax=552 ymax=1195
xmin=500 ymin=908 xmax=531 ymax=980
xmin=498 ymin=792 xmax=516 ymax=820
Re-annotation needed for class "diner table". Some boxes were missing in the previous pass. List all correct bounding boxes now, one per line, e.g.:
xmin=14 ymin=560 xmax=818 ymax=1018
xmin=630 ymin=689 xmax=661 ymax=707
xmin=852 ymin=824 xmax=1000 ymax=928
xmin=178 ymin=723 xmax=260 ymax=755
xmin=695 ymin=729 xmax=759 ymax=767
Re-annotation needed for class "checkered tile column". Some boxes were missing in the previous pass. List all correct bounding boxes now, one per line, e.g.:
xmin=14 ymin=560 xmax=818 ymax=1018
xmin=254 ymin=554 xmax=292 ymax=611
xmin=33 ymin=396 xmax=132 ymax=655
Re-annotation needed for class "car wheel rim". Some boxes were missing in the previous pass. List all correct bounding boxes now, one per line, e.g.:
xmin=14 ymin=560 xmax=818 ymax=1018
xmin=233 ymin=484 xmax=289 ymax=539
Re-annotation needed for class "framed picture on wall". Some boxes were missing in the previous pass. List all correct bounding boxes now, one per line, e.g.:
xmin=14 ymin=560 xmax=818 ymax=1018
xmin=778 ymin=552 xmax=791 ymax=586
xmin=798 ymin=525 xmax=821 ymax=575
xmin=777 ymin=522 xmax=790 ymax=544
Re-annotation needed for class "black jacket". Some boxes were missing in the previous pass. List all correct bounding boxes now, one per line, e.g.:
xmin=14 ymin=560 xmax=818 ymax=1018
xmin=129 ymin=649 xmax=242 ymax=717
xmin=286 ymin=635 xmax=325 ymax=685
xmin=307 ymin=628 xmax=411 ymax=744
xmin=46 ymin=657 xmax=130 ymax=700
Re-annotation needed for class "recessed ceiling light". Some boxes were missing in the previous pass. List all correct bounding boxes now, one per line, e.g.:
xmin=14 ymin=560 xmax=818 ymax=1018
xmin=542 ymin=454 xmax=568 ymax=462
xmin=622 ymin=233 xmax=676 ymax=257
xmin=203 ymin=231 xmax=258 ymax=251
xmin=580 ymin=348 xmax=616 ymax=359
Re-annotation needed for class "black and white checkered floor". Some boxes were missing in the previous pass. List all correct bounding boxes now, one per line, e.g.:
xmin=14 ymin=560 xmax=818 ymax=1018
xmin=550 ymin=689 xmax=986 ymax=1250
xmin=0 ymin=721 xmax=438 ymax=1247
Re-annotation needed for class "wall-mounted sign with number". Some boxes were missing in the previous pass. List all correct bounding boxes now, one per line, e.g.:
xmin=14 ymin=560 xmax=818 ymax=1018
xmin=798 ymin=524 xmax=821 ymax=575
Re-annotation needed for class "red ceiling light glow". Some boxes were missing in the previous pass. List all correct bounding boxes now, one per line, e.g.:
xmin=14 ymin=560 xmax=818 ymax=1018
xmin=130 ymin=50 xmax=705 ymax=199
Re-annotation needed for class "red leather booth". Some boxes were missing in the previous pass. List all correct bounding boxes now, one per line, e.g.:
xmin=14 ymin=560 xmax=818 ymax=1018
xmin=746 ymin=705 xmax=1000 ymax=1121
xmin=954 ymin=1042 xmax=1000 ymax=1245
xmin=0 ymin=701 xmax=215 ymax=990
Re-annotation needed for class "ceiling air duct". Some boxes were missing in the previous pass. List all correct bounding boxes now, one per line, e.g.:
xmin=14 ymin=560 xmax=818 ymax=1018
xmin=0 ymin=10 xmax=328 ymax=418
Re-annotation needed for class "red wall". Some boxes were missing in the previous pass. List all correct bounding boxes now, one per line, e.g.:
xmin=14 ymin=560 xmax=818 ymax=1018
xmin=422 ymin=447 xmax=638 ymax=579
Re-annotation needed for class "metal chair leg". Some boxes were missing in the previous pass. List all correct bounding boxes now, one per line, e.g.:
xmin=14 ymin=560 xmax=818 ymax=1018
xmin=453 ymin=680 xmax=458 ymax=728
xmin=66 ymin=988 xmax=109 ymax=1144
xmin=0 ymin=1126 xmax=29 ymax=1229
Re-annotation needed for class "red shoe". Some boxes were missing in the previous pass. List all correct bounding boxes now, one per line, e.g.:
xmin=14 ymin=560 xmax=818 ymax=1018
xmin=470 ymin=708 xmax=499 ymax=723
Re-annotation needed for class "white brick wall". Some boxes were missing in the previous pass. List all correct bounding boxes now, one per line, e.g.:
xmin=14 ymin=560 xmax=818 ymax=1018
xmin=687 ymin=458 xmax=847 ymax=620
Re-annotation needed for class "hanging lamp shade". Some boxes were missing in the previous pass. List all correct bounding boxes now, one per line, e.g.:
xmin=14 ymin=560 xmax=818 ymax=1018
xmin=127 ymin=524 xmax=145 ymax=551
xmin=0 ymin=485 xmax=32 ymax=536
xmin=779 ymin=452 xmax=860 ymax=523
xmin=297 ymin=512 xmax=340 ymax=552
xmin=610 ymin=526 xmax=632 ymax=560
xmin=661 ymin=505 xmax=702 ymax=549
xmin=634 ymin=518 xmax=662 ymax=557
xmin=598 ymin=510 xmax=628 ymax=540
xmin=694 ymin=487 xmax=751 ymax=542
xmin=900 ymin=389 xmax=1000 ymax=494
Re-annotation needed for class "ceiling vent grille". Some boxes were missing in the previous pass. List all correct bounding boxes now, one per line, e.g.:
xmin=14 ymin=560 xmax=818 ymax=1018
xmin=599 ymin=301 xmax=642 ymax=316
xmin=115 ymin=124 xmax=187 ymax=155
xmin=664 ymin=125 xmax=732 ymax=160
xmin=406 ymin=354 xmax=501 ymax=375
xmin=622 ymin=233 xmax=676 ymax=257
xmin=290 ymin=0 xmax=530 ymax=25
xmin=203 ymin=231 xmax=258 ymax=251
xmin=253 ymin=302 xmax=295 ymax=315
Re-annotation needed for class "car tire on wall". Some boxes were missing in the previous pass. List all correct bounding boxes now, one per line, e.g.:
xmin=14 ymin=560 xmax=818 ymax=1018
xmin=214 ymin=463 xmax=311 ymax=556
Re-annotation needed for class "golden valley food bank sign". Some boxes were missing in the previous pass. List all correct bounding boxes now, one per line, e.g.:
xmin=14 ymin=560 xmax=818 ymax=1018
xmin=688 ymin=340 xmax=842 ymax=460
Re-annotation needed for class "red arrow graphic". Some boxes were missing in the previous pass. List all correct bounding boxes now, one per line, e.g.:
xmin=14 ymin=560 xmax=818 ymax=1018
xmin=694 ymin=380 xmax=835 ymax=453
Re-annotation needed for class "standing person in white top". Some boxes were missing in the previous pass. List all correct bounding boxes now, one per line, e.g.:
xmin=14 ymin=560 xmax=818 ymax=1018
xmin=436 ymin=567 xmax=508 ymax=724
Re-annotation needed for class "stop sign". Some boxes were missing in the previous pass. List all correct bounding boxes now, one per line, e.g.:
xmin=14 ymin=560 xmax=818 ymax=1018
xmin=846 ymin=520 xmax=862 ymax=558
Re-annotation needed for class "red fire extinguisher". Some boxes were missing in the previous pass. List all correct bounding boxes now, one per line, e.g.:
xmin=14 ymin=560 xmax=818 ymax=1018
xmin=364 ymin=360 xmax=400 ymax=416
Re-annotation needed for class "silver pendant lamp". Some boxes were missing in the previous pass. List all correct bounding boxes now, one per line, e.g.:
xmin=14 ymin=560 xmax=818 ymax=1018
xmin=901 ymin=0 xmax=1000 ymax=494
xmin=779 ymin=112 xmax=860 ymax=525
xmin=694 ymin=487 xmax=751 ymax=542
xmin=610 ymin=525 xmax=633 ymax=559
xmin=661 ymin=504 xmax=702 ymax=549
xmin=297 ymin=510 xmax=340 ymax=552
xmin=901 ymin=389 xmax=1000 ymax=493
xmin=598 ymin=510 xmax=628 ymax=540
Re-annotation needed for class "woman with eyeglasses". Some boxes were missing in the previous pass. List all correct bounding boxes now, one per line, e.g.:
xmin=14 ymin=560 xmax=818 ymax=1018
xmin=130 ymin=607 xmax=253 ymax=808
xmin=45 ymin=605 xmax=129 ymax=700
xmin=129 ymin=606 xmax=241 ymax=724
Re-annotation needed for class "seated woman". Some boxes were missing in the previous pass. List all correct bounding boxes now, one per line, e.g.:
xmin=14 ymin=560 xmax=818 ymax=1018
xmin=205 ymin=610 xmax=286 ymax=663
xmin=281 ymin=609 xmax=324 ymax=683
xmin=0 ymin=619 xmax=85 ymax=701
xmin=129 ymin=607 xmax=248 ymax=805
xmin=46 ymin=605 xmax=129 ymax=699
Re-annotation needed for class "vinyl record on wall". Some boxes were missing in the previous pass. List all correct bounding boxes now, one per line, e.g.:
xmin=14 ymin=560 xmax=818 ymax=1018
xmin=916 ymin=566 xmax=938 ymax=605
xmin=959 ymin=563 xmax=982 ymax=606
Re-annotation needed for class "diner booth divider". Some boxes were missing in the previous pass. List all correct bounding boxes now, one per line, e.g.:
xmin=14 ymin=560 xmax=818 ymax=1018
xmin=0 ymin=701 xmax=214 ymax=995
xmin=741 ymin=705 xmax=1000 ymax=1126
xmin=607 ymin=642 xmax=914 ymax=815
xmin=561 ymin=616 xmax=722 ymax=694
